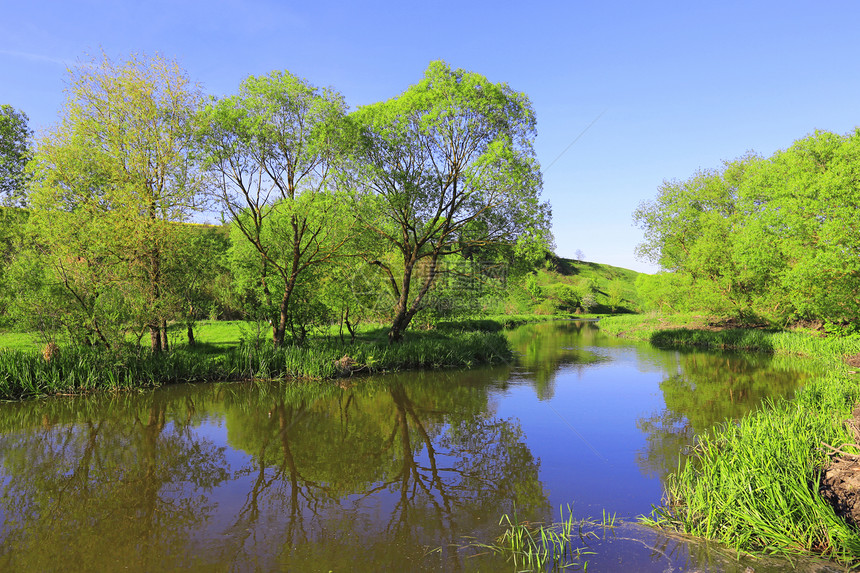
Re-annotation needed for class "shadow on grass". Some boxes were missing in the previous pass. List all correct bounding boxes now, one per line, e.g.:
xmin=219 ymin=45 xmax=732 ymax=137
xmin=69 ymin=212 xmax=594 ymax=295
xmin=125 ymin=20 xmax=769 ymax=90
xmin=177 ymin=342 xmax=231 ymax=356
xmin=650 ymin=328 xmax=777 ymax=353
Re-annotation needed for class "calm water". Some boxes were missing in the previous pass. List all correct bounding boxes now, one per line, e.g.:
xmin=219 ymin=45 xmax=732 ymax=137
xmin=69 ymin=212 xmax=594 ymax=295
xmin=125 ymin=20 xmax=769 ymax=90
xmin=0 ymin=321 xmax=835 ymax=571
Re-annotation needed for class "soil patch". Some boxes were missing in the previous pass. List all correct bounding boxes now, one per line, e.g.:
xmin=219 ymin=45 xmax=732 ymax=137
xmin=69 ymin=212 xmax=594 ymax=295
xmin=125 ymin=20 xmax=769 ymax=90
xmin=818 ymin=403 xmax=860 ymax=528
xmin=844 ymin=353 xmax=860 ymax=369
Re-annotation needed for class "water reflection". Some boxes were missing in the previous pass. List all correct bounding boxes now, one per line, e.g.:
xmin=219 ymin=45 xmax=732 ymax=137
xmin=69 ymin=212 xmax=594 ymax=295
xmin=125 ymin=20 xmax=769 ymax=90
xmin=0 ymin=322 xmax=824 ymax=571
xmin=505 ymin=321 xmax=608 ymax=399
xmin=0 ymin=370 xmax=549 ymax=571
xmin=0 ymin=392 xmax=229 ymax=570
xmin=635 ymin=350 xmax=819 ymax=480
xmin=217 ymin=372 xmax=549 ymax=570
xmin=503 ymin=321 xmax=819 ymax=484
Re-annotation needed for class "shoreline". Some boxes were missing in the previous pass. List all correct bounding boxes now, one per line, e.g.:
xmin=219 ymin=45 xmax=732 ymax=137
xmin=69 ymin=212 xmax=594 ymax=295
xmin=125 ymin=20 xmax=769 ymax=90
xmin=600 ymin=313 xmax=860 ymax=565
xmin=0 ymin=314 xmax=590 ymax=401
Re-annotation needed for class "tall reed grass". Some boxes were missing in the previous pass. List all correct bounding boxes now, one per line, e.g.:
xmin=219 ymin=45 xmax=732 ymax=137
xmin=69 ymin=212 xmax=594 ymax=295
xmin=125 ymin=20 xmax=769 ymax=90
xmin=644 ymin=370 xmax=860 ymax=562
xmin=0 ymin=330 xmax=512 ymax=400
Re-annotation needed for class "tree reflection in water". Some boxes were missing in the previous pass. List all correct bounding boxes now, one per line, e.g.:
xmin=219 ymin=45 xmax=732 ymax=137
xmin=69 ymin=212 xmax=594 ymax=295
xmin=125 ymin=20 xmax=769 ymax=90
xmin=0 ymin=369 xmax=549 ymax=571
xmin=636 ymin=351 xmax=819 ymax=480
xmin=0 ymin=391 xmax=229 ymax=571
xmin=218 ymin=371 xmax=548 ymax=571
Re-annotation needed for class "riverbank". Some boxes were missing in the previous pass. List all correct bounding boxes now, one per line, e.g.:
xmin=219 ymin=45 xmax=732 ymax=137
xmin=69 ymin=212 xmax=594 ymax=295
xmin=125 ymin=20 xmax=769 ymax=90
xmin=0 ymin=314 xmax=587 ymax=400
xmin=0 ymin=329 xmax=511 ymax=401
xmin=600 ymin=313 xmax=860 ymax=564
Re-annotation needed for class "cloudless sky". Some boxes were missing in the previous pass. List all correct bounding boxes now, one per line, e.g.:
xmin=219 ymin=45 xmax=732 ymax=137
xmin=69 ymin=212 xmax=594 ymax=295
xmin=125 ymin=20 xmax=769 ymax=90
xmin=3 ymin=1 xmax=860 ymax=273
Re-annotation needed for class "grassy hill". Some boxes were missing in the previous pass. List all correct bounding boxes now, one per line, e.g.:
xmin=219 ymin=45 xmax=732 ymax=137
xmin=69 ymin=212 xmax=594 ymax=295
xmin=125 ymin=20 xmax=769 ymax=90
xmin=496 ymin=255 xmax=644 ymax=316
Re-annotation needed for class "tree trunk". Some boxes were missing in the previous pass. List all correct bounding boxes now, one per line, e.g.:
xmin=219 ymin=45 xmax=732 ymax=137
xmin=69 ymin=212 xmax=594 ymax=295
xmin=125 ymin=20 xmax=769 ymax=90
xmin=273 ymin=271 xmax=299 ymax=348
xmin=150 ymin=324 xmax=161 ymax=353
xmin=161 ymin=319 xmax=169 ymax=352
xmin=345 ymin=307 xmax=357 ymax=343
xmin=387 ymin=255 xmax=440 ymax=344
xmin=388 ymin=261 xmax=415 ymax=344
xmin=388 ymin=310 xmax=414 ymax=344
xmin=149 ymin=225 xmax=163 ymax=353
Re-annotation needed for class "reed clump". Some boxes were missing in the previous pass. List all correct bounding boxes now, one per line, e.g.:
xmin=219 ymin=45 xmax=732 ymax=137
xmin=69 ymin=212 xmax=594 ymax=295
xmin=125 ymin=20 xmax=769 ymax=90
xmin=0 ymin=330 xmax=512 ymax=400
xmin=454 ymin=506 xmax=616 ymax=571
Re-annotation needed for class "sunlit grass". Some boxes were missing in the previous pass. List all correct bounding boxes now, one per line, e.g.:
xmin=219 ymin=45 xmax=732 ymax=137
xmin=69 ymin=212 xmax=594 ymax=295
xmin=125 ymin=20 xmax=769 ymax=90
xmin=0 ymin=330 xmax=43 ymax=352
xmin=642 ymin=370 xmax=860 ymax=562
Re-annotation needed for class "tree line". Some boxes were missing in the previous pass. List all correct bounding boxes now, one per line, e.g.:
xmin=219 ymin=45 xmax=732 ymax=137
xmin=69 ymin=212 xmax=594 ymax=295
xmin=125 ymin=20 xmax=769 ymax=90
xmin=635 ymin=129 xmax=860 ymax=327
xmin=0 ymin=52 xmax=552 ymax=351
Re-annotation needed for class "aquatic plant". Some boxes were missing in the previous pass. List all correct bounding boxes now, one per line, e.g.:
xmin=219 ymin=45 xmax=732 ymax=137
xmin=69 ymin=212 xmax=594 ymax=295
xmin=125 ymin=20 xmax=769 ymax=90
xmin=456 ymin=506 xmax=616 ymax=571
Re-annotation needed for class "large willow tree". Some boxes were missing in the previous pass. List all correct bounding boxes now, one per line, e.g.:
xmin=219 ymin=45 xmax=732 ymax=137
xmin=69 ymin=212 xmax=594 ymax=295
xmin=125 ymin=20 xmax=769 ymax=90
xmin=197 ymin=71 xmax=352 ymax=347
xmin=348 ymin=61 xmax=551 ymax=343
xmin=28 ymin=52 xmax=204 ymax=350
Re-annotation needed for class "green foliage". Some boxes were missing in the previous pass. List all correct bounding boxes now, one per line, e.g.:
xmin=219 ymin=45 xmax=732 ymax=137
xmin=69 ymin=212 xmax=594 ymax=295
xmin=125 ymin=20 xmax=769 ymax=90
xmin=635 ymin=130 xmax=860 ymax=324
xmin=635 ymin=273 xmax=695 ymax=313
xmin=197 ymin=70 xmax=352 ymax=346
xmin=163 ymin=224 xmax=233 ymax=340
xmin=0 ymin=207 xmax=28 ymax=325
xmin=26 ymin=52 xmax=204 ymax=350
xmin=523 ymin=272 xmax=542 ymax=301
xmin=0 ymin=105 xmax=32 ymax=208
xmin=346 ymin=60 xmax=551 ymax=341
xmin=491 ymin=257 xmax=641 ymax=315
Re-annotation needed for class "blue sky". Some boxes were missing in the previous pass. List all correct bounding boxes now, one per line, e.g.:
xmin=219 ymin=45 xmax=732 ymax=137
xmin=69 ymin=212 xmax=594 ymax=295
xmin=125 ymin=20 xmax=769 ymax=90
xmin=3 ymin=1 xmax=860 ymax=273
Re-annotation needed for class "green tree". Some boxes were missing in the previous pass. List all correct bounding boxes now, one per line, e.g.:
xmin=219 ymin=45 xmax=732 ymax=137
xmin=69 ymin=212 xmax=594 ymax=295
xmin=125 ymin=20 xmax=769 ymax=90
xmin=633 ymin=154 xmax=760 ymax=318
xmin=0 ymin=105 xmax=32 ymax=207
xmin=197 ymin=71 xmax=352 ymax=347
xmin=635 ymin=131 xmax=860 ymax=324
xmin=28 ymin=52 xmax=204 ymax=351
xmin=347 ymin=61 xmax=551 ymax=342
xmin=607 ymin=279 xmax=625 ymax=312
xmin=736 ymin=130 xmax=860 ymax=323
xmin=163 ymin=224 xmax=231 ymax=345
xmin=0 ymin=207 xmax=28 ymax=324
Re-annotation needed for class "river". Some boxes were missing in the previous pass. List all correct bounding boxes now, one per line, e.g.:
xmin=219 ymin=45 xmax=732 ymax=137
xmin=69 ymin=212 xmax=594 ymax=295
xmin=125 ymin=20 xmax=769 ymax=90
xmin=0 ymin=320 xmax=837 ymax=571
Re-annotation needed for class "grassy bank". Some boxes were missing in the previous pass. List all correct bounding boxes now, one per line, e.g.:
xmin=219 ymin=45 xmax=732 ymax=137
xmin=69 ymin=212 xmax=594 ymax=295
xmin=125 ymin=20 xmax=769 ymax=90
xmin=0 ymin=328 xmax=512 ymax=401
xmin=0 ymin=313 xmax=590 ymax=353
xmin=601 ymin=314 xmax=860 ymax=563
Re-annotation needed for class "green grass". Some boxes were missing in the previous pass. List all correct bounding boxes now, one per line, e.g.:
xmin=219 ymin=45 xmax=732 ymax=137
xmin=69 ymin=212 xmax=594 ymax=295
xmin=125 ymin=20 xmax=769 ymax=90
xmin=597 ymin=313 xmax=710 ymax=342
xmin=0 ymin=328 xmax=513 ymax=400
xmin=541 ymin=257 xmax=643 ymax=312
xmin=602 ymin=313 xmax=860 ymax=564
xmin=643 ymin=369 xmax=860 ymax=562
xmin=0 ymin=320 xmax=255 ymax=353
xmin=0 ymin=330 xmax=43 ymax=352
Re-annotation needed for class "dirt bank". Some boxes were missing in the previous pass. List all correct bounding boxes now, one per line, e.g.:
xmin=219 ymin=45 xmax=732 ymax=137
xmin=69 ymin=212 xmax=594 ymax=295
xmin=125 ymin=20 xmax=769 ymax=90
xmin=818 ymin=403 xmax=860 ymax=528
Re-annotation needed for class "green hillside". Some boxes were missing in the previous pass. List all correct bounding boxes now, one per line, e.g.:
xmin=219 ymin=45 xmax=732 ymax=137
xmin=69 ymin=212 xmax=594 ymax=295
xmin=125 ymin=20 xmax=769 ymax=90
xmin=497 ymin=256 xmax=644 ymax=316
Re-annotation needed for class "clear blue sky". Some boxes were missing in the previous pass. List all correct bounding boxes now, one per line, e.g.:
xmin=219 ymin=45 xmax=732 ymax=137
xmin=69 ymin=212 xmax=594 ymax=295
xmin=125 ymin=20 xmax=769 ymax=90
xmin=3 ymin=1 xmax=860 ymax=273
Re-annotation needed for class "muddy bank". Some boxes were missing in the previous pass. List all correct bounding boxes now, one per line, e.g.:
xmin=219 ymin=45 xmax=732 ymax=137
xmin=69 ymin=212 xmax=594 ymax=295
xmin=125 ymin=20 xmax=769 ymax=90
xmin=818 ymin=403 xmax=860 ymax=528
